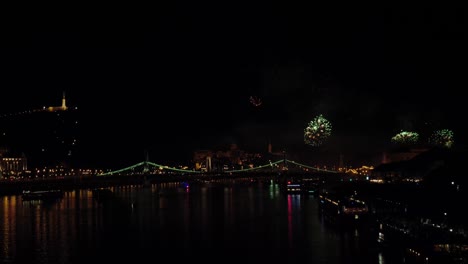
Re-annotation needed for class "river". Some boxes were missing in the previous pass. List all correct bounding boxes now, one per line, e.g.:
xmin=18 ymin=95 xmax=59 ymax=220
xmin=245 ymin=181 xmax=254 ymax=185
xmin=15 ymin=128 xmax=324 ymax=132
xmin=1 ymin=179 xmax=413 ymax=264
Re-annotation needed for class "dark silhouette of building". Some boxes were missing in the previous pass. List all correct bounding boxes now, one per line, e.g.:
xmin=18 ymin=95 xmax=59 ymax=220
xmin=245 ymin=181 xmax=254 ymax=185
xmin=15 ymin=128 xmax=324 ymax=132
xmin=371 ymin=146 xmax=465 ymax=183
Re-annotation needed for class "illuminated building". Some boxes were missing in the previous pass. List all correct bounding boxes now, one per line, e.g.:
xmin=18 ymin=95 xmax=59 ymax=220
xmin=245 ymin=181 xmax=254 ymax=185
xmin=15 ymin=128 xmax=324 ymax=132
xmin=0 ymin=157 xmax=28 ymax=179
xmin=45 ymin=91 xmax=68 ymax=112
xmin=0 ymin=148 xmax=27 ymax=179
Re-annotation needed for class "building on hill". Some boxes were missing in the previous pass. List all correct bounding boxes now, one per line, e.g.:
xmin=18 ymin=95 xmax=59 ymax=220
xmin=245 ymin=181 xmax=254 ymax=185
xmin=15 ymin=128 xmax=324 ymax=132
xmin=381 ymin=147 xmax=431 ymax=164
xmin=0 ymin=93 xmax=79 ymax=168
xmin=193 ymin=144 xmax=263 ymax=172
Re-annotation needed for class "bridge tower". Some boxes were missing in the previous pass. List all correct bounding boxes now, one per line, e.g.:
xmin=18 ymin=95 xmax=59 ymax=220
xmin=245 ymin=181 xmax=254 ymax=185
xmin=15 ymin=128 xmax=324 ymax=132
xmin=143 ymin=151 xmax=150 ymax=173
xmin=282 ymin=150 xmax=287 ymax=170
xmin=142 ymin=151 xmax=150 ymax=187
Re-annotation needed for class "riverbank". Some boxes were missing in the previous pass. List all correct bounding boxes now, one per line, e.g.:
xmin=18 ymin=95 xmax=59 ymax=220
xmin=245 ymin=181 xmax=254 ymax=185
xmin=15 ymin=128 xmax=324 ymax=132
xmin=328 ymin=180 xmax=468 ymax=263
xmin=0 ymin=174 xmax=191 ymax=195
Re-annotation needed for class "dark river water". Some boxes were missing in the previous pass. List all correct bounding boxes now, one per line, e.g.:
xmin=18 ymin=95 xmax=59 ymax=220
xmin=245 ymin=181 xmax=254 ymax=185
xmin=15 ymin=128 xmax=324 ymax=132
xmin=0 ymin=179 xmax=411 ymax=264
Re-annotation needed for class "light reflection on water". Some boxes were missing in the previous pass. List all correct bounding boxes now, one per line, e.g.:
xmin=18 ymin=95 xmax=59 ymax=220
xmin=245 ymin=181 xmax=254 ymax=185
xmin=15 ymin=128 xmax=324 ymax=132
xmin=1 ymin=180 xmax=408 ymax=263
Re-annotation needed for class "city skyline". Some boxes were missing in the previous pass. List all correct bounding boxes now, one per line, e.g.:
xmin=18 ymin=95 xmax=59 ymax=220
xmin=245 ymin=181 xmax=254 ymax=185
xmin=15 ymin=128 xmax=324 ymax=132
xmin=1 ymin=8 xmax=466 ymax=168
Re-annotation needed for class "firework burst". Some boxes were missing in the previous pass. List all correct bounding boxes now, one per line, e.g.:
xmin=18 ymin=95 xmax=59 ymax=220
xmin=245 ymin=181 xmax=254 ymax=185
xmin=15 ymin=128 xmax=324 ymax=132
xmin=304 ymin=114 xmax=332 ymax=147
xmin=429 ymin=129 xmax=454 ymax=148
xmin=391 ymin=131 xmax=419 ymax=145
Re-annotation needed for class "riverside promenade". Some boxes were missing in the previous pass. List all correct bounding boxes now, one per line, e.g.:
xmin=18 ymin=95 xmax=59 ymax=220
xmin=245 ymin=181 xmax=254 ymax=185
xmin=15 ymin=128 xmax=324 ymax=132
xmin=0 ymin=172 xmax=285 ymax=195
xmin=0 ymin=174 xmax=193 ymax=195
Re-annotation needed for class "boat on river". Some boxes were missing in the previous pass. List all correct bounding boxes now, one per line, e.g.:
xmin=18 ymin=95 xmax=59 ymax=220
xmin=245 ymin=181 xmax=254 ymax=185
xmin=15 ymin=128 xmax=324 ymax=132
xmin=280 ymin=177 xmax=320 ymax=194
xmin=318 ymin=192 xmax=370 ymax=225
xmin=22 ymin=189 xmax=64 ymax=201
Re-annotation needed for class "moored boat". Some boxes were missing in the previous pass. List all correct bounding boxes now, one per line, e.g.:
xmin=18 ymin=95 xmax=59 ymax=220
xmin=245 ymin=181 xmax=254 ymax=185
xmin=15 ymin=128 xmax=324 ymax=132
xmin=280 ymin=177 xmax=320 ymax=194
xmin=22 ymin=189 xmax=64 ymax=201
xmin=318 ymin=192 xmax=370 ymax=225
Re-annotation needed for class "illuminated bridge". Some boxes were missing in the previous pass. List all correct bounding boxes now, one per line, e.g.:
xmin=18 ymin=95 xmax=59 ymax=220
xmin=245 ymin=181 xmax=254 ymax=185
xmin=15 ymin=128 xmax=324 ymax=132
xmin=0 ymin=159 xmax=353 ymax=195
xmin=84 ymin=158 xmax=356 ymax=190
xmin=97 ymin=159 xmax=339 ymax=177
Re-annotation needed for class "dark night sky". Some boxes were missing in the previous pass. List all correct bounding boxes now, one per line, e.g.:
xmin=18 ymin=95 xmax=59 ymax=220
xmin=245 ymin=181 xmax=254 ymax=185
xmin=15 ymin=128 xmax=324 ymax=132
xmin=1 ymin=7 xmax=467 ymax=168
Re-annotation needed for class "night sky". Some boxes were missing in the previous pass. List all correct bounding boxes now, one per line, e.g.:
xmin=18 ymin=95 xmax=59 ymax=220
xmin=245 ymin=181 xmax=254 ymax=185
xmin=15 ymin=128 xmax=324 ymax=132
xmin=1 ymin=7 xmax=466 ymax=168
